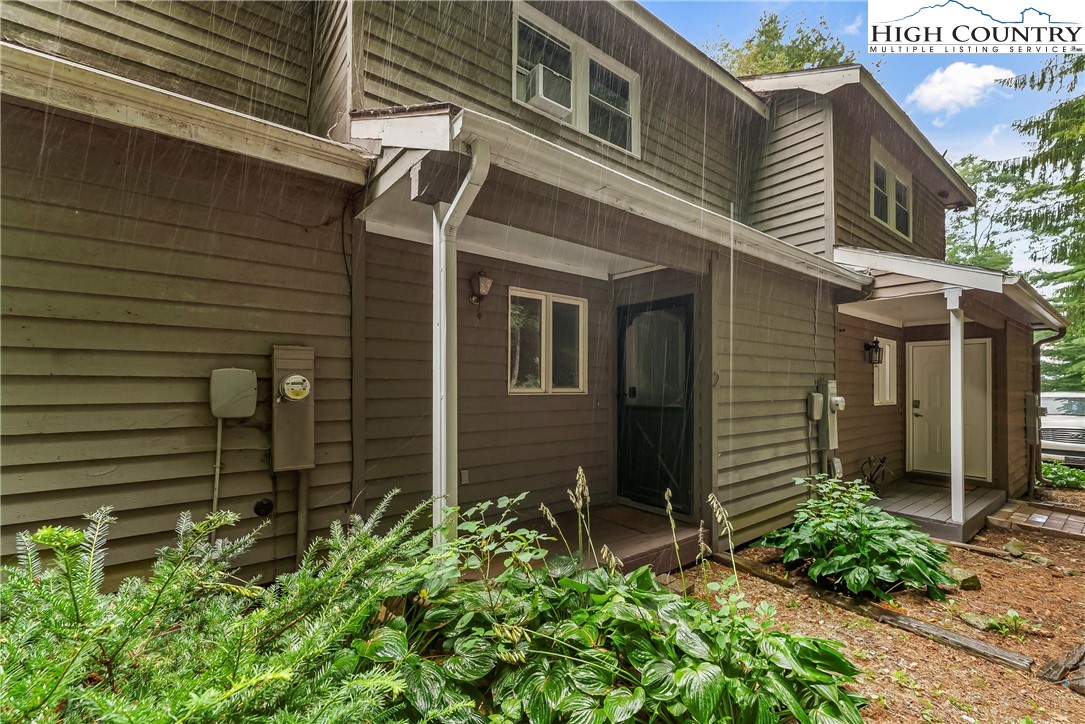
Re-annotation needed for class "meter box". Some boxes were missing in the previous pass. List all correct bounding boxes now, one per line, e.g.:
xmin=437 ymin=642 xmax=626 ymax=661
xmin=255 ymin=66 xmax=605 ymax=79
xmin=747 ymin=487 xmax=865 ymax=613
xmin=272 ymin=345 xmax=315 ymax=472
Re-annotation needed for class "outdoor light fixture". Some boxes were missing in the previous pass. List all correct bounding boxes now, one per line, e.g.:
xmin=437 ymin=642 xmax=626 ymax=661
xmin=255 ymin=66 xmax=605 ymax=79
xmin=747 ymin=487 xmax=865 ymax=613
xmin=469 ymin=270 xmax=493 ymax=318
xmin=864 ymin=340 xmax=884 ymax=365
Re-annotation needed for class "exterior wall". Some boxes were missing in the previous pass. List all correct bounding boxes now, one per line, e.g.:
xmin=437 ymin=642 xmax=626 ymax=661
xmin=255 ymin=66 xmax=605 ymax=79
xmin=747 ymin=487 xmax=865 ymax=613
xmin=711 ymin=256 xmax=836 ymax=545
xmin=904 ymin=322 xmax=1007 ymax=490
xmin=361 ymin=233 xmax=614 ymax=518
xmin=834 ymin=315 xmax=905 ymax=482
xmin=746 ymin=91 xmax=831 ymax=256
xmin=1006 ymin=320 xmax=1034 ymax=498
xmin=1 ymin=1 xmax=313 ymax=129
xmin=832 ymin=92 xmax=946 ymax=260
xmin=0 ymin=102 xmax=357 ymax=580
xmin=352 ymin=0 xmax=761 ymax=219
xmin=310 ymin=0 xmax=352 ymax=141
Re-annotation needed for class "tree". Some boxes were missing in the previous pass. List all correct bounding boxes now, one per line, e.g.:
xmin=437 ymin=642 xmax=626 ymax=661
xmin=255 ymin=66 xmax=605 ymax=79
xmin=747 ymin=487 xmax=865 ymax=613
xmin=945 ymin=155 xmax=1026 ymax=271
xmin=706 ymin=11 xmax=855 ymax=77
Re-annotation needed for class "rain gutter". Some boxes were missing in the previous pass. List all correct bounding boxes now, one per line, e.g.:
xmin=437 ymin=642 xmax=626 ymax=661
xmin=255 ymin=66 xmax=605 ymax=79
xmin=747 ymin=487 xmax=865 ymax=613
xmin=431 ymin=140 xmax=491 ymax=537
xmin=1 ymin=42 xmax=371 ymax=185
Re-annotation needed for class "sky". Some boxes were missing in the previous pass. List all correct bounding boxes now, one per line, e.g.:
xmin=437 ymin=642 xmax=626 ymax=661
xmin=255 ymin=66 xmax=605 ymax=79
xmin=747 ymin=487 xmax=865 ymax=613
xmin=640 ymin=0 xmax=1069 ymax=270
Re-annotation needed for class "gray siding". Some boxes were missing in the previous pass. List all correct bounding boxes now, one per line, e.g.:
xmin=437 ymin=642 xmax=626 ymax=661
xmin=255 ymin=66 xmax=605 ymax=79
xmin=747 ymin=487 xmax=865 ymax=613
xmin=835 ymin=314 xmax=905 ymax=482
xmin=309 ymin=0 xmax=352 ymax=141
xmin=353 ymin=0 xmax=760 ymax=219
xmin=710 ymin=256 xmax=835 ymax=545
xmin=362 ymin=233 xmax=614 ymax=518
xmin=1 ymin=102 xmax=357 ymax=580
xmin=1006 ymin=320 xmax=1033 ymax=498
xmin=1 ymin=1 xmax=313 ymax=129
xmin=747 ymin=91 xmax=831 ymax=256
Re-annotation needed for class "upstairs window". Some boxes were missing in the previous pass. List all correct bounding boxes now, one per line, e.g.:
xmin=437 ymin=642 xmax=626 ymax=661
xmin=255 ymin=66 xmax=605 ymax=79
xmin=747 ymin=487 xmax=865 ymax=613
xmin=870 ymin=141 xmax=912 ymax=240
xmin=509 ymin=289 xmax=588 ymax=394
xmin=512 ymin=4 xmax=640 ymax=155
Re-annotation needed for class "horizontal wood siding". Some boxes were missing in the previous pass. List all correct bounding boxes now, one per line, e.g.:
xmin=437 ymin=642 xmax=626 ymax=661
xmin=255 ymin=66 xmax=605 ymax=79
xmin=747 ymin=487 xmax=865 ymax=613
xmin=1 ymin=102 xmax=357 ymax=579
xmin=1006 ymin=320 xmax=1033 ymax=498
xmin=747 ymin=91 xmax=829 ymax=256
xmin=1 ymin=1 xmax=313 ymax=128
xmin=309 ymin=0 xmax=351 ymax=141
xmin=363 ymin=233 xmax=614 ymax=518
xmin=711 ymin=256 xmax=835 ymax=545
xmin=353 ymin=0 xmax=759 ymax=219
xmin=835 ymin=314 xmax=905 ymax=482
xmin=832 ymin=89 xmax=946 ymax=260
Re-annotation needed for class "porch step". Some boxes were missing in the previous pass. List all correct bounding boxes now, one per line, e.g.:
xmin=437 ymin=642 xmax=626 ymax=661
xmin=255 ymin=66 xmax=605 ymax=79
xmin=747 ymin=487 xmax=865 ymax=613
xmin=987 ymin=500 xmax=1085 ymax=541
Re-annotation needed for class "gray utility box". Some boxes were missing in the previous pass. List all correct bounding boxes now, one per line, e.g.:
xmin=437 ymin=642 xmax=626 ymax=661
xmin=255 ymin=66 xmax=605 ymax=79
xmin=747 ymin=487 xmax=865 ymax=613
xmin=271 ymin=345 xmax=315 ymax=472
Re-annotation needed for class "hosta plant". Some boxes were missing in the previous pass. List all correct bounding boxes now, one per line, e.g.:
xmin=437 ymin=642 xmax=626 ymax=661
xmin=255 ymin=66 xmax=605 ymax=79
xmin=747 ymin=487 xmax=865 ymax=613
xmin=1042 ymin=460 xmax=1085 ymax=489
xmin=757 ymin=476 xmax=956 ymax=601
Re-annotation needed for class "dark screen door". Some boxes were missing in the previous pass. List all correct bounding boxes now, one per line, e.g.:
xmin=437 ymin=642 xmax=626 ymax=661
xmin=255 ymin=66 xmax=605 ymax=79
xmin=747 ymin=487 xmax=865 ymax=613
xmin=616 ymin=295 xmax=693 ymax=515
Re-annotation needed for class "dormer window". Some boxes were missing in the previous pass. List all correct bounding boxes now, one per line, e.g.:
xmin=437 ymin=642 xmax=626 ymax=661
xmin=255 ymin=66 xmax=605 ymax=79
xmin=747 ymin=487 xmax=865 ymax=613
xmin=870 ymin=141 xmax=911 ymax=240
xmin=512 ymin=4 xmax=640 ymax=155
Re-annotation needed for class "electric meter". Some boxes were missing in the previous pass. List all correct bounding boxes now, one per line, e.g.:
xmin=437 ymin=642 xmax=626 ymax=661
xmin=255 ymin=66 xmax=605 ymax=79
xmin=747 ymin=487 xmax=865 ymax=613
xmin=279 ymin=374 xmax=311 ymax=402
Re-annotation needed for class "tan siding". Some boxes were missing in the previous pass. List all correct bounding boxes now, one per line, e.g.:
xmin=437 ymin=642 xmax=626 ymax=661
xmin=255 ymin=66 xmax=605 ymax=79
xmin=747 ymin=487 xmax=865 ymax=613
xmin=747 ymin=92 xmax=830 ymax=256
xmin=309 ymin=0 xmax=352 ymax=141
xmin=353 ymin=0 xmax=759 ymax=219
xmin=832 ymin=93 xmax=946 ymax=260
xmin=1006 ymin=321 xmax=1033 ymax=497
xmin=835 ymin=315 xmax=905 ymax=482
xmin=711 ymin=257 xmax=835 ymax=545
xmin=0 ymin=103 xmax=358 ymax=580
xmin=363 ymin=234 xmax=614 ymax=518
xmin=1 ymin=0 xmax=313 ymax=129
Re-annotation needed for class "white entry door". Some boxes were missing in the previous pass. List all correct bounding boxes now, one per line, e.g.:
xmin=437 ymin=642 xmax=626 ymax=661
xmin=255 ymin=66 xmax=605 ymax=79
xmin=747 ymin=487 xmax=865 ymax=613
xmin=908 ymin=339 xmax=992 ymax=481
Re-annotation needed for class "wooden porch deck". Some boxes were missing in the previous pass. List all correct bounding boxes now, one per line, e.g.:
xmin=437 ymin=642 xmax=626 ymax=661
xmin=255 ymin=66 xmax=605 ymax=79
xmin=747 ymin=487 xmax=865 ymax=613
xmin=527 ymin=505 xmax=700 ymax=573
xmin=875 ymin=481 xmax=1007 ymax=542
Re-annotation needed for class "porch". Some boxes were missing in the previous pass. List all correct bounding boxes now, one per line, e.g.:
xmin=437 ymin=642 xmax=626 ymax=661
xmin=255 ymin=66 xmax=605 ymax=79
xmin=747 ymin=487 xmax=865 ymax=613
xmin=876 ymin=480 xmax=1007 ymax=542
xmin=529 ymin=505 xmax=700 ymax=572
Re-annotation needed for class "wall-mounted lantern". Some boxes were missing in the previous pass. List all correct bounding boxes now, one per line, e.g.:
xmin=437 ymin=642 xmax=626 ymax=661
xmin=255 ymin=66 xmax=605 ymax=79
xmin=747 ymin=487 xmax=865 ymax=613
xmin=469 ymin=270 xmax=493 ymax=319
xmin=864 ymin=339 xmax=884 ymax=365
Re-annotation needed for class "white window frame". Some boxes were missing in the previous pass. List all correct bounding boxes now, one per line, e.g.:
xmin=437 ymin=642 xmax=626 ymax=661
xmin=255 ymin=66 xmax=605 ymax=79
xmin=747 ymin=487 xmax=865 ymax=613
xmin=873 ymin=337 xmax=897 ymax=406
xmin=511 ymin=2 xmax=641 ymax=157
xmin=870 ymin=140 xmax=912 ymax=241
xmin=508 ymin=287 xmax=589 ymax=395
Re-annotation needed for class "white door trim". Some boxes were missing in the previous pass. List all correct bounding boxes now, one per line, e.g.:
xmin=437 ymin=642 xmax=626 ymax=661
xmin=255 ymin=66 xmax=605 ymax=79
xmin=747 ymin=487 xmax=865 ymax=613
xmin=906 ymin=338 xmax=993 ymax=482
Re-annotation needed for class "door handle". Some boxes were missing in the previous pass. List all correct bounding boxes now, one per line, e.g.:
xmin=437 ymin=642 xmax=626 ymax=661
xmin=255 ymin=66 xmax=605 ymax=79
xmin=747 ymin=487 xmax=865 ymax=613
xmin=913 ymin=412 xmax=923 ymax=417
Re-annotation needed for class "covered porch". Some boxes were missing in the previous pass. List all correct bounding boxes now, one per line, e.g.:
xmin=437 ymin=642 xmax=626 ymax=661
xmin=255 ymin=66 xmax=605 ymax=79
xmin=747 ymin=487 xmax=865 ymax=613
xmin=835 ymin=247 xmax=1066 ymax=541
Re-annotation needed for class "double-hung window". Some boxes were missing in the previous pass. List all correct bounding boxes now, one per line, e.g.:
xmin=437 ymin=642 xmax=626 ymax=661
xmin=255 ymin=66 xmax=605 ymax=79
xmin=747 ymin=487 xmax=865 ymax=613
xmin=508 ymin=289 xmax=588 ymax=394
xmin=870 ymin=141 xmax=911 ymax=240
xmin=512 ymin=4 xmax=640 ymax=155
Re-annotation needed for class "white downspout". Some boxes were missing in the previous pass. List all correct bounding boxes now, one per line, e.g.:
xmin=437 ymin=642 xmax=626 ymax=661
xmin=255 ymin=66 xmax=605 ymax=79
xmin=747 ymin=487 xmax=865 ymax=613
xmin=946 ymin=288 xmax=965 ymax=524
xmin=432 ymin=140 xmax=491 ymax=538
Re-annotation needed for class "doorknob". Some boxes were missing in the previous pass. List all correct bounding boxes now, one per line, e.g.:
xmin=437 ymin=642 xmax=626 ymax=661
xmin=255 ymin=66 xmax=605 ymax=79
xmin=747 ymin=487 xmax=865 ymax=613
xmin=913 ymin=412 xmax=924 ymax=417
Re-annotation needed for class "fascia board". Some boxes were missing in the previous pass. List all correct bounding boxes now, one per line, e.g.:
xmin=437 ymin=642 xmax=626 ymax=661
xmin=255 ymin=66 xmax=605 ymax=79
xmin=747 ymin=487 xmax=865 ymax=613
xmin=458 ymin=109 xmax=870 ymax=290
xmin=1 ymin=42 xmax=370 ymax=186
xmin=834 ymin=247 xmax=1003 ymax=293
xmin=1004 ymin=278 xmax=1068 ymax=331
xmin=605 ymin=1 xmax=769 ymax=119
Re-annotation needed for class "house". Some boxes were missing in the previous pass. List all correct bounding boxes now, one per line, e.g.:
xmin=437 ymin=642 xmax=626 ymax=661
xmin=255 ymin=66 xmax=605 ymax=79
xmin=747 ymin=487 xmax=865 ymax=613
xmin=0 ymin=2 xmax=1062 ymax=582
xmin=744 ymin=66 xmax=1066 ymax=540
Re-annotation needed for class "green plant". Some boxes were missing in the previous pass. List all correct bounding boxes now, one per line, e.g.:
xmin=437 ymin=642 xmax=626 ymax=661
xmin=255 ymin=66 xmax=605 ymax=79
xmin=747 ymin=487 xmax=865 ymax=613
xmin=757 ymin=477 xmax=956 ymax=601
xmin=986 ymin=609 xmax=1038 ymax=637
xmin=1042 ymin=460 xmax=1085 ymax=489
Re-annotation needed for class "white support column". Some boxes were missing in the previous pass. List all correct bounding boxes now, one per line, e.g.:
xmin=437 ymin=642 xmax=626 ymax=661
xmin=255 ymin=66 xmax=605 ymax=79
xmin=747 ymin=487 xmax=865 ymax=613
xmin=432 ymin=206 xmax=458 ymax=536
xmin=946 ymin=288 xmax=965 ymax=524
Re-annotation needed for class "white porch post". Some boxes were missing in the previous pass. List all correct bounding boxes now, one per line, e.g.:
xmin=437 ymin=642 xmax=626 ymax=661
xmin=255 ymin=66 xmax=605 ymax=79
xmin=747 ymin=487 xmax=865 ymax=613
xmin=946 ymin=288 xmax=965 ymax=524
xmin=432 ymin=206 xmax=458 ymax=536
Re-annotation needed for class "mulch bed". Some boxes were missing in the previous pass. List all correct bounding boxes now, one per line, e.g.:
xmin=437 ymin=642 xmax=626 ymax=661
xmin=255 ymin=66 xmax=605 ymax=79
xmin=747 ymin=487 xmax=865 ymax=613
xmin=695 ymin=525 xmax=1085 ymax=722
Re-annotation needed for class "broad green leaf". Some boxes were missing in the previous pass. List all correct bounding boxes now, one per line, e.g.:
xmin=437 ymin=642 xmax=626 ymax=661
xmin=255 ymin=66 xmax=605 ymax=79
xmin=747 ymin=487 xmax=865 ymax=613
xmin=353 ymin=627 xmax=408 ymax=662
xmin=570 ymin=662 xmax=615 ymax=695
xmin=560 ymin=693 xmax=606 ymax=724
xmin=640 ymin=659 xmax=677 ymax=701
xmin=603 ymin=687 xmax=645 ymax=723
xmin=444 ymin=636 xmax=497 ymax=681
xmin=673 ymin=620 xmax=712 ymax=660
xmin=762 ymin=671 xmax=811 ymax=724
xmin=402 ymin=659 xmax=445 ymax=714
xmin=675 ymin=662 xmax=725 ymax=723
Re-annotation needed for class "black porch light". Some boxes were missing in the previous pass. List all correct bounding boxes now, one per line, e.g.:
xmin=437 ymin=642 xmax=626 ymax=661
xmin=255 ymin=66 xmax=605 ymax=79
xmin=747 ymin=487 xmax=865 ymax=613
xmin=864 ymin=339 xmax=884 ymax=365
xmin=469 ymin=270 xmax=493 ymax=318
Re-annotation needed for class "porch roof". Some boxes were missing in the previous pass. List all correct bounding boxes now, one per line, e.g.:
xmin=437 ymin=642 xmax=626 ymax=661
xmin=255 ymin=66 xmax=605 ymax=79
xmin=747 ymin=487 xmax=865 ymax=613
xmin=350 ymin=103 xmax=871 ymax=290
xmin=834 ymin=246 xmax=1066 ymax=332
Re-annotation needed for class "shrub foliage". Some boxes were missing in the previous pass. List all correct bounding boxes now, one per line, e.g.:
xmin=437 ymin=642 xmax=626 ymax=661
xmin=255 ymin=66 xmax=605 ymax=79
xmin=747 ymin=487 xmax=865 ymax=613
xmin=2 ymin=474 xmax=865 ymax=723
xmin=758 ymin=477 xmax=956 ymax=601
xmin=1043 ymin=460 xmax=1085 ymax=489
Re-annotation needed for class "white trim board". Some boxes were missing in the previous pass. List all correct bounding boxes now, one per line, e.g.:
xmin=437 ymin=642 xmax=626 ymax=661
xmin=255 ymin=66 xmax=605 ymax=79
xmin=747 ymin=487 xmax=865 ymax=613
xmin=1 ymin=42 xmax=371 ymax=185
